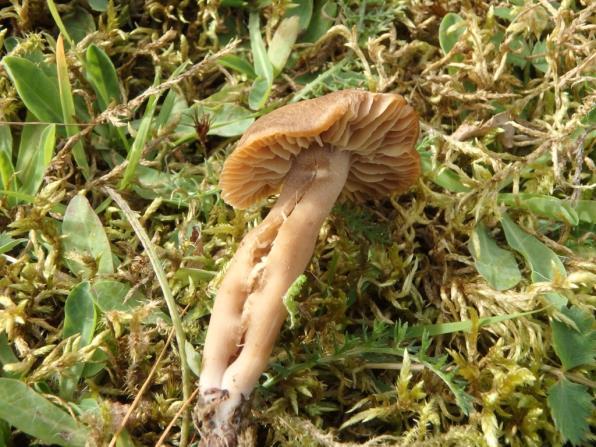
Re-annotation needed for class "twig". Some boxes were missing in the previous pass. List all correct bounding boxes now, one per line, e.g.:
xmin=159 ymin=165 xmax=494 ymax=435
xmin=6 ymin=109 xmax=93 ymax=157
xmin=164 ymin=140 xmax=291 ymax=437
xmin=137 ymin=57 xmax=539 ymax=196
xmin=103 ymin=187 xmax=193 ymax=447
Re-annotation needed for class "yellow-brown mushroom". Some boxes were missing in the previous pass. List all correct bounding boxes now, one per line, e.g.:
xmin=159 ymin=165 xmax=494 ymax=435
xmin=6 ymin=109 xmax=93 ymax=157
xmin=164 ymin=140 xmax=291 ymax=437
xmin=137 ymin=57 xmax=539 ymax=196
xmin=196 ymin=89 xmax=420 ymax=445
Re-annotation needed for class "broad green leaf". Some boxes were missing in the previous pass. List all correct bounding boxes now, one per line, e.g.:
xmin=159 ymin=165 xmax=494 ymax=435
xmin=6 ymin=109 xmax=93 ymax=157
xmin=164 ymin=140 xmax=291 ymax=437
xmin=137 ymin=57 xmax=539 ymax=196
xmin=574 ymin=200 xmax=596 ymax=224
xmin=63 ymin=282 xmax=97 ymax=342
xmin=531 ymin=40 xmax=548 ymax=73
xmin=248 ymin=12 xmax=273 ymax=84
xmin=15 ymin=111 xmax=46 ymax=182
xmin=218 ymin=54 xmax=257 ymax=79
xmin=0 ymin=125 xmax=15 ymax=193
xmin=499 ymin=193 xmax=579 ymax=226
xmin=2 ymin=56 xmax=63 ymax=123
xmin=56 ymin=35 xmax=90 ymax=179
xmin=468 ymin=222 xmax=522 ymax=290
xmin=88 ymin=0 xmax=108 ymax=11
xmin=303 ymin=0 xmax=338 ymax=43
xmin=286 ymin=0 xmax=313 ymax=31
xmin=19 ymin=124 xmax=56 ymax=196
xmin=0 ymin=378 xmax=90 ymax=446
xmin=91 ymin=280 xmax=142 ymax=313
xmin=62 ymin=194 xmax=114 ymax=278
xmin=60 ymin=281 xmax=97 ymax=399
xmin=248 ymin=77 xmax=272 ymax=111
xmin=551 ymin=306 xmax=596 ymax=370
xmin=500 ymin=213 xmax=566 ymax=283
xmin=119 ymin=82 xmax=160 ymax=188
xmin=268 ymin=16 xmax=301 ymax=74
xmin=91 ymin=279 xmax=169 ymax=324
xmin=85 ymin=44 xmax=122 ymax=111
xmin=84 ymin=44 xmax=129 ymax=150
xmin=439 ymin=13 xmax=466 ymax=54
xmin=547 ymin=379 xmax=592 ymax=445
xmin=0 ymin=233 xmax=26 ymax=256
xmin=62 ymin=7 xmax=96 ymax=43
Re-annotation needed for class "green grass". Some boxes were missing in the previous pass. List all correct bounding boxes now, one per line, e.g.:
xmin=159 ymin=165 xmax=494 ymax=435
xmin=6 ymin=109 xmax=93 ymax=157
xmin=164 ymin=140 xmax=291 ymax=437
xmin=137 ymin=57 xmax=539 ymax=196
xmin=0 ymin=1 xmax=594 ymax=446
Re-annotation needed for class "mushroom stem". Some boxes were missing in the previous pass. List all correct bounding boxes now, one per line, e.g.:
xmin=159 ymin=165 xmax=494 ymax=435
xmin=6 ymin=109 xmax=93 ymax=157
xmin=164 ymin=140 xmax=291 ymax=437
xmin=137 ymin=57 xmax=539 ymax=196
xmin=197 ymin=147 xmax=351 ymax=442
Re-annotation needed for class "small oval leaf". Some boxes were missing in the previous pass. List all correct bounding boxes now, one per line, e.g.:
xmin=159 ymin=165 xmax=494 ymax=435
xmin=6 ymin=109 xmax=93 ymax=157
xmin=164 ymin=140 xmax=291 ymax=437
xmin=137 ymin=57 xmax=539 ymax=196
xmin=2 ymin=56 xmax=63 ymax=123
xmin=468 ymin=222 xmax=522 ymax=291
xmin=62 ymin=195 xmax=114 ymax=278
xmin=500 ymin=213 xmax=566 ymax=284
xmin=439 ymin=13 xmax=466 ymax=54
xmin=85 ymin=44 xmax=122 ymax=110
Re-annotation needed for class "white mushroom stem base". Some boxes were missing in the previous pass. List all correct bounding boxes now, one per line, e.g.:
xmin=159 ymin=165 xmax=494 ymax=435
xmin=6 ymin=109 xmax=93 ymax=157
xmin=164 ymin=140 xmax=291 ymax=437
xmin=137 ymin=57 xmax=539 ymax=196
xmin=196 ymin=147 xmax=351 ymax=443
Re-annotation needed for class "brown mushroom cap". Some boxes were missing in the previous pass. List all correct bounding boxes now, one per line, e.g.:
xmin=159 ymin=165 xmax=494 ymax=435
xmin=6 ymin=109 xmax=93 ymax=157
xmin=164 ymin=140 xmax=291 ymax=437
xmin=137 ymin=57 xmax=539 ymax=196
xmin=220 ymin=89 xmax=420 ymax=209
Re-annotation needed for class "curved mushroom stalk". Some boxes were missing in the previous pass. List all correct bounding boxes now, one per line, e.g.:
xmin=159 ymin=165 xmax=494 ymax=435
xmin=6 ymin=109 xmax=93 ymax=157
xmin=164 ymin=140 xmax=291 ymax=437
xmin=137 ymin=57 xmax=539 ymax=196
xmin=195 ymin=89 xmax=420 ymax=446
xmin=196 ymin=147 xmax=351 ymax=445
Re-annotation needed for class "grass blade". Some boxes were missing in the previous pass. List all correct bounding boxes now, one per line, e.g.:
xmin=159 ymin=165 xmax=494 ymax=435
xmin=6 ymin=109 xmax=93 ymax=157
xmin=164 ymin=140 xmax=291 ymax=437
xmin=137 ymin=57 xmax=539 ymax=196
xmin=56 ymin=35 xmax=90 ymax=179
xmin=119 ymin=78 xmax=160 ymax=189
xmin=46 ymin=0 xmax=74 ymax=46
xmin=103 ymin=186 xmax=192 ymax=446
xmin=405 ymin=310 xmax=540 ymax=339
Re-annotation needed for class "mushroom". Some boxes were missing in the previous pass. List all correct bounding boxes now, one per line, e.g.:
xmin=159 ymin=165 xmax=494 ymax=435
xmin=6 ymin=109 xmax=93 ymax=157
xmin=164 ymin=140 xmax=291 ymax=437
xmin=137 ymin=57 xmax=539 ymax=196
xmin=196 ymin=89 xmax=420 ymax=444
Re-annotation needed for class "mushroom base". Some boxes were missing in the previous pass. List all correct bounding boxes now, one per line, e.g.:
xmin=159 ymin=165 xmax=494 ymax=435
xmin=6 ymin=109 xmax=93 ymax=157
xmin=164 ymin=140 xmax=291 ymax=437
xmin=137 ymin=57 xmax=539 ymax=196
xmin=196 ymin=147 xmax=351 ymax=442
